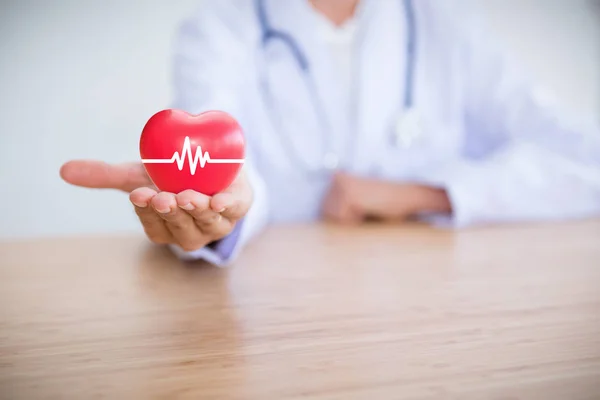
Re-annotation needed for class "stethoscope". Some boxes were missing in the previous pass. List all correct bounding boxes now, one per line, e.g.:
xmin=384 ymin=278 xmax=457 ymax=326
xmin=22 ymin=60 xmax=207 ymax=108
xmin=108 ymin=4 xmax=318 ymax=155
xmin=256 ymin=0 xmax=420 ymax=174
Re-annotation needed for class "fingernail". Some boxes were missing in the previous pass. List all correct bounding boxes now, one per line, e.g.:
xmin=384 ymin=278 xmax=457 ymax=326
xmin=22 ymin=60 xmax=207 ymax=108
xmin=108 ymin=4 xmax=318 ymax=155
xmin=218 ymin=207 xmax=226 ymax=213
xmin=155 ymin=206 xmax=171 ymax=214
xmin=132 ymin=201 xmax=147 ymax=208
xmin=179 ymin=203 xmax=195 ymax=211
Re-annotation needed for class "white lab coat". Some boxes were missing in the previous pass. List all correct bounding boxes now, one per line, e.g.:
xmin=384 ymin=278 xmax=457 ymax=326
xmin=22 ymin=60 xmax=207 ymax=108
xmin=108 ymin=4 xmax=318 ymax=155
xmin=168 ymin=0 xmax=600 ymax=265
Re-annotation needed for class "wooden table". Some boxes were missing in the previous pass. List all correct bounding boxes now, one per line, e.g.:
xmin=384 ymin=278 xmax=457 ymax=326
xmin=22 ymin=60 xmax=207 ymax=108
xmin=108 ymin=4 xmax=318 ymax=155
xmin=1 ymin=220 xmax=600 ymax=399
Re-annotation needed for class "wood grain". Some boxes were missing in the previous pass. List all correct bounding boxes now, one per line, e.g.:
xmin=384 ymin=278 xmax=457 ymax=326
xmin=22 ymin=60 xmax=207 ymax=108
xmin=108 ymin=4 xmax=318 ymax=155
xmin=1 ymin=220 xmax=600 ymax=399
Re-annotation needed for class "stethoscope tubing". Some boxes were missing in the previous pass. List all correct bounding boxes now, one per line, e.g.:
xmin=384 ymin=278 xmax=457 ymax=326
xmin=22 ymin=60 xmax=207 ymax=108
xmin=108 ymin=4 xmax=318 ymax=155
xmin=255 ymin=0 xmax=417 ymax=174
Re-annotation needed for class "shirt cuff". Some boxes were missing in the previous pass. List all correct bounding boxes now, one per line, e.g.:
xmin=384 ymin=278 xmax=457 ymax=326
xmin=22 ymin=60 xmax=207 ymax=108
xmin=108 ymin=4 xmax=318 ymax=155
xmin=211 ymin=217 xmax=245 ymax=259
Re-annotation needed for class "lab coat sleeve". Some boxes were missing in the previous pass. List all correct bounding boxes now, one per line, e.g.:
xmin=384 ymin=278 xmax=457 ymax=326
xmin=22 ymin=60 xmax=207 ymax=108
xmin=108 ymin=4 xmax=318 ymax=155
xmin=432 ymin=6 xmax=600 ymax=227
xmin=164 ymin=2 xmax=270 ymax=265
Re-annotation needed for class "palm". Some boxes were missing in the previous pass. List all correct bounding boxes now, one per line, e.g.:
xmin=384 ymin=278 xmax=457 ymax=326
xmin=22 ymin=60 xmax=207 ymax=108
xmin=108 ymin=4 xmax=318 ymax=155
xmin=60 ymin=160 xmax=154 ymax=192
xmin=60 ymin=159 xmax=252 ymax=254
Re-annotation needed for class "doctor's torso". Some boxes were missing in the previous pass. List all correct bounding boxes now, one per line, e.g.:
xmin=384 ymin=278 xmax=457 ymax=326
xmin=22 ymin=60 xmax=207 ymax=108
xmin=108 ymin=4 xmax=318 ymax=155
xmin=182 ymin=0 xmax=473 ymax=223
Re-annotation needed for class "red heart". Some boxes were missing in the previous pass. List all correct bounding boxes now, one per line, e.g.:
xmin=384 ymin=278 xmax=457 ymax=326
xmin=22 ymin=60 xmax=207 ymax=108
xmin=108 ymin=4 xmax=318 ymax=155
xmin=139 ymin=109 xmax=245 ymax=196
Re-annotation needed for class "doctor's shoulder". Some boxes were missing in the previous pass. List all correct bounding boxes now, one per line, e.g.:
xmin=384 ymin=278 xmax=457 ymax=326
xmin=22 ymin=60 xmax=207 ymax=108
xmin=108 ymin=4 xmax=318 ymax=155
xmin=176 ymin=0 xmax=261 ymax=47
xmin=413 ymin=0 xmax=500 ymax=57
xmin=170 ymin=0 xmax=264 ymax=115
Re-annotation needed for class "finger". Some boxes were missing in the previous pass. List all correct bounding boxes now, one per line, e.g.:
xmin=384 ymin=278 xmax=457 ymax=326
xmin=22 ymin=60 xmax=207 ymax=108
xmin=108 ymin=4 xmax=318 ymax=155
xmin=322 ymin=190 xmax=362 ymax=224
xmin=175 ymin=190 xmax=211 ymax=214
xmin=60 ymin=160 xmax=152 ymax=192
xmin=174 ymin=190 xmax=221 ymax=227
xmin=210 ymin=192 xmax=248 ymax=221
xmin=337 ymin=200 xmax=363 ymax=224
xmin=194 ymin=208 xmax=226 ymax=231
xmin=129 ymin=188 xmax=171 ymax=244
xmin=330 ymin=205 xmax=361 ymax=224
xmin=321 ymin=190 xmax=340 ymax=221
xmin=210 ymin=173 xmax=253 ymax=221
xmin=130 ymin=186 xmax=157 ymax=208
xmin=150 ymin=192 xmax=207 ymax=251
xmin=322 ymin=176 xmax=342 ymax=221
xmin=332 ymin=178 xmax=364 ymax=224
xmin=175 ymin=190 xmax=234 ymax=239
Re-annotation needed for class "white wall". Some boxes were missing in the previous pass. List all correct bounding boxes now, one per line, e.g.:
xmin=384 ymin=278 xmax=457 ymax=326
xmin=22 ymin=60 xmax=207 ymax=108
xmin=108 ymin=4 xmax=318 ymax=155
xmin=1 ymin=0 xmax=599 ymax=240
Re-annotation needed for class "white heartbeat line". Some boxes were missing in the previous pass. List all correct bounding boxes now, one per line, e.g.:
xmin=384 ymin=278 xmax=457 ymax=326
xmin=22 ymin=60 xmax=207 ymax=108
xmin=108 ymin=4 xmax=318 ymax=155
xmin=141 ymin=136 xmax=244 ymax=175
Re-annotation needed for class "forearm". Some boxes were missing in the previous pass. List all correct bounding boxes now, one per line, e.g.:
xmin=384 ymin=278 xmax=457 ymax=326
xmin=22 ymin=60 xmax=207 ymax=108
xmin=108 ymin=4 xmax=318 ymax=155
xmin=390 ymin=184 xmax=451 ymax=218
xmin=363 ymin=181 xmax=452 ymax=220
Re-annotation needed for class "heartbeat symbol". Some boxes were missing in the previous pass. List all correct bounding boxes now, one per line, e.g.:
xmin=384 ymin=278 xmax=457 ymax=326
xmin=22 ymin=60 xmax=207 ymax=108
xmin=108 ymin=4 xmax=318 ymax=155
xmin=141 ymin=136 xmax=244 ymax=175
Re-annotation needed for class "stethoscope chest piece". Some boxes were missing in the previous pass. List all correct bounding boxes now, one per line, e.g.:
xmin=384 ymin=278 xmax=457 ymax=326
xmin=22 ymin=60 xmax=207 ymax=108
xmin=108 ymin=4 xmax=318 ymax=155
xmin=322 ymin=152 xmax=340 ymax=171
xmin=392 ymin=108 xmax=423 ymax=148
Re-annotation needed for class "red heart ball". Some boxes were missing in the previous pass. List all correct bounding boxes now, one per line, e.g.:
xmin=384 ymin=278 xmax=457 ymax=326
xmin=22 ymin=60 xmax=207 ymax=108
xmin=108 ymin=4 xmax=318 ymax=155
xmin=139 ymin=109 xmax=245 ymax=196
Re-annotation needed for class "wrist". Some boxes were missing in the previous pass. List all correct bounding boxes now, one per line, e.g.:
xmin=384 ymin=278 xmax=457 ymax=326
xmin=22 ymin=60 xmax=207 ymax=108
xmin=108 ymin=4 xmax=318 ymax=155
xmin=209 ymin=218 xmax=245 ymax=257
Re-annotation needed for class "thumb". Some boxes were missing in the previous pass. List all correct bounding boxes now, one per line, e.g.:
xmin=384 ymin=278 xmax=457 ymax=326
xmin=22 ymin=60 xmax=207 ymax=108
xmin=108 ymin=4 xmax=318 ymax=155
xmin=60 ymin=160 xmax=153 ymax=192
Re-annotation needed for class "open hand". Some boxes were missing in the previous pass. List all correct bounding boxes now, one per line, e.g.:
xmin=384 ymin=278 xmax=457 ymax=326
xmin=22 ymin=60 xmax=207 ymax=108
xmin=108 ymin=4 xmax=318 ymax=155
xmin=60 ymin=160 xmax=252 ymax=251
